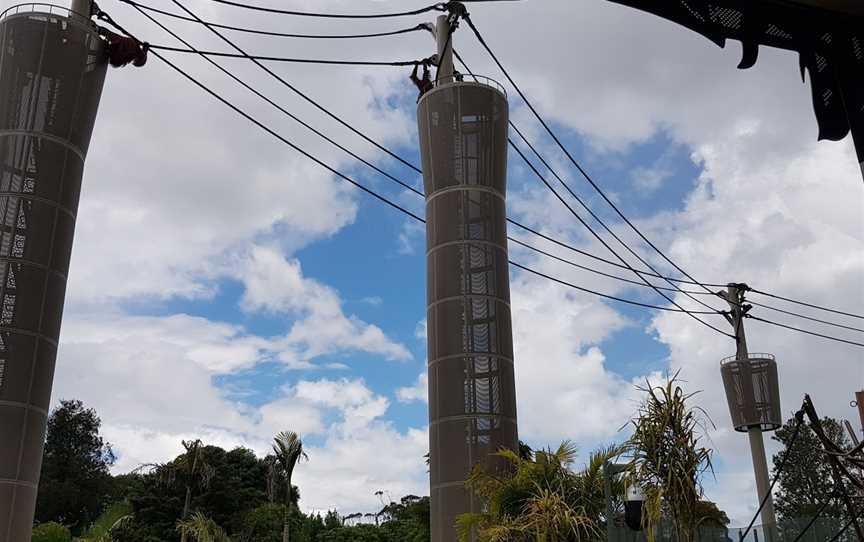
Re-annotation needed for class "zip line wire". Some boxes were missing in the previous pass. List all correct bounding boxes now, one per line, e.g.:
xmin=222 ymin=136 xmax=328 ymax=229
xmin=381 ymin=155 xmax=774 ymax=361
xmin=121 ymin=9 xmax=725 ymax=318
xmin=445 ymin=49 xmax=731 ymax=335
xmin=129 ymin=4 xmax=424 ymax=196
xmin=454 ymin=49 xmax=724 ymax=317
xmin=143 ymin=8 xmax=864 ymax=338
xmin=166 ymin=0 xmax=423 ymax=173
xmin=462 ymin=13 xmax=721 ymax=299
xmin=154 ymin=0 xmax=724 ymax=324
xmin=110 ymin=6 xmax=864 ymax=346
xmin=157 ymin=0 xmax=862 ymax=326
xmin=117 ymin=46 xmax=724 ymax=316
xmin=147 ymin=44 xmax=422 ymax=66
xmin=121 ymin=0 xmax=430 ymax=39
xmin=505 ymin=125 xmax=734 ymax=336
xmin=205 ymin=0 xmax=445 ymax=19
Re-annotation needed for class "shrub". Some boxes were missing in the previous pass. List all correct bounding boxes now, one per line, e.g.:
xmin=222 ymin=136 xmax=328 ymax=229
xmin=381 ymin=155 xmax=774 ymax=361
xmin=32 ymin=522 xmax=72 ymax=542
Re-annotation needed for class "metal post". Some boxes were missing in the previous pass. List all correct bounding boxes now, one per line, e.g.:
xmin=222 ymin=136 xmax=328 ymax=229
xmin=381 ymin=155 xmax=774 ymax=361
xmin=856 ymin=390 xmax=864 ymax=433
xmin=70 ymin=0 xmax=92 ymax=18
xmin=726 ymin=285 xmax=779 ymax=542
xmin=604 ymin=462 xmax=615 ymax=541
xmin=435 ymin=14 xmax=454 ymax=82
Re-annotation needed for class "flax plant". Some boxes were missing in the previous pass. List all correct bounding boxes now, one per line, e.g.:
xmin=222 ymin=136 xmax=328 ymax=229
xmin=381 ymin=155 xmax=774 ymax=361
xmin=626 ymin=374 xmax=714 ymax=542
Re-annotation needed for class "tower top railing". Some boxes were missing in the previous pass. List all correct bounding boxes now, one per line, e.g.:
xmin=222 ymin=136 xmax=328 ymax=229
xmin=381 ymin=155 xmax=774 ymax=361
xmin=720 ymin=352 xmax=776 ymax=365
xmin=433 ymin=74 xmax=507 ymax=98
xmin=1 ymin=3 xmax=87 ymax=21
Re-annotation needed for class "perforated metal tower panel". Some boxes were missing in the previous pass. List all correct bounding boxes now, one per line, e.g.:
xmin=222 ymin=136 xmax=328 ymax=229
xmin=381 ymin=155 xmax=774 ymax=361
xmin=0 ymin=7 xmax=106 ymax=541
xmin=418 ymin=79 xmax=518 ymax=542
xmin=721 ymin=354 xmax=782 ymax=432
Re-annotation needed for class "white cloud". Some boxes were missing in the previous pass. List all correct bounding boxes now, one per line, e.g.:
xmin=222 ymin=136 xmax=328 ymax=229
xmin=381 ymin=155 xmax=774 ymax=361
xmin=396 ymin=372 xmax=428 ymax=404
xmin=235 ymin=245 xmax=412 ymax=364
xmin=631 ymin=165 xmax=673 ymax=193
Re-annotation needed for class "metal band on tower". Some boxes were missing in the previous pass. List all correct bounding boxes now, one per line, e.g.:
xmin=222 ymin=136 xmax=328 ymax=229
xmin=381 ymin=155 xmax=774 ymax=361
xmin=417 ymin=8 xmax=519 ymax=541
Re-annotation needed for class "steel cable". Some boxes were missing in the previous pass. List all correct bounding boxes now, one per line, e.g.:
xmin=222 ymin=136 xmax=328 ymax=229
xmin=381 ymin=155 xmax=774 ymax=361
xmin=745 ymin=315 xmax=864 ymax=348
xmin=206 ymin=0 xmax=444 ymax=19
xmin=121 ymin=0 xmax=430 ymax=39
xmin=104 ymin=9 xmax=722 ymax=317
xmin=148 ymin=44 xmax=422 ymax=66
xmin=462 ymin=13 xmax=721 ymax=298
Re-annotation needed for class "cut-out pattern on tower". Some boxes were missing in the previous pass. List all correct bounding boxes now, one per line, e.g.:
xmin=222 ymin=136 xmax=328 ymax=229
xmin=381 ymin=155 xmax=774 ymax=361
xmin=418 ymin=79 xmax=518 ymax=542
xmin=0 ymin=7 xmax=106 ymax=541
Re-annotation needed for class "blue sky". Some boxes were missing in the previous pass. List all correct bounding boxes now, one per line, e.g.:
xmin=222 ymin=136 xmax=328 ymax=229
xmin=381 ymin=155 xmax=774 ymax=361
xmin=41 ymin=0 xmax=864 ymax=526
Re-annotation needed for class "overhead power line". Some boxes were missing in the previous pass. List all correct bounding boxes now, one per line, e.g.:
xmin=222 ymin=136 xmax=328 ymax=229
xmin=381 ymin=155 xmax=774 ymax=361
xmin=747 ymin=300 xmax=864 ymax=334
xmin=148 ymin=44 xmax=422 ymax=66
xmin=205 ymin=0 xmax=444 ymax=18
xmin=749 ymin=287 xmax=864 ymax=321
xmin=506 ymin=129 xmax=733 ymax=337
xmin=462 ymin=14 xmax=720 ymax=298
xmin=745 ymin=314 xmax=864 ymax=348
xmin=509 ymin=262 xmax=719 ymax=314
xmin=122 ymin=0 xmax=429 ymax=39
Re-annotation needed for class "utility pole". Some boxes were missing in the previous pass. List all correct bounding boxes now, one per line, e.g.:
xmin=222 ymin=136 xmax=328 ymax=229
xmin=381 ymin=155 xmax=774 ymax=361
xmin=434 ymin=12 xmax=454 ymax=82
xmin=70 ymin=0 xmax=93 ymax=18
xmin=417 ymin=3 xmax=518 ymax=541
xmin=722 ymin=285 xmax=779 ymax=542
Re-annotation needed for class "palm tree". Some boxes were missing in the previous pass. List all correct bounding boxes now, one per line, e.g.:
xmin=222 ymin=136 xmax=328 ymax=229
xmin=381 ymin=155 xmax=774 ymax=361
xmin=272 ymin=431 xmax=308 ymax=542
xmin=178 ymin=440 xmax=215 ymax=542
xmin=176 ymin=511 xmax=231 ymax=542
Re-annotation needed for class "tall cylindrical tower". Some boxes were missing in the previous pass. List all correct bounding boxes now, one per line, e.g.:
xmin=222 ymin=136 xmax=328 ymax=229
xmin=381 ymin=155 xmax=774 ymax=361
xmin=0 ymin=5 xmax=107 ymax=540
xmin=418 ymin=75 xmax=518 ymax=542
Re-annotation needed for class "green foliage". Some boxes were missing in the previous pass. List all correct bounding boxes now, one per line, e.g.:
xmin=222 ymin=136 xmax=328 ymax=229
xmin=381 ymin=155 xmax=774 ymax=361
xmin=77 ymin=501 xmax=132 ymax=541
xmin=35 ymin=400 xmax=116 ymax=535
xmin=458 ymin=441 xmax=621 ymax=541
xmin=771 ymin=415 xmax=851 ymax=522
xmin=625 ymin=375 xmax=714 ymax=542
xmin=176 ymin=512 xmax=231 ymax=542
xmin=119 ymin=446 xmax=269 ymax=541
xmin=31 ymin=522 xmax=72 ymax=542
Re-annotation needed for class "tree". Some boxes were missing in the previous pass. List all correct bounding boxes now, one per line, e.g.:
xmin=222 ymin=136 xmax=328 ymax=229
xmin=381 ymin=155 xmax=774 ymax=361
xmin=35 ymin=399 xmax=116 ymax=534
xmin=272 ymin=431 xmax=308 ymax=542
xmin=626 ymin=376 xmax=714 ymax=542
xmin=179 ymin=440 xmax=215 ymax=542
xmin=771 ymin=415 xmax=851 ymax=521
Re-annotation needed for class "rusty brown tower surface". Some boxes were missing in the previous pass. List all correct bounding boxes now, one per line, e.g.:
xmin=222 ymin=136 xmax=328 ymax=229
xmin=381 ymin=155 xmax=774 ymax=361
xmin=417 ymin=73 xmax=518 ymax=542
xmin=0 ymin=5 xmax=107 ymax=540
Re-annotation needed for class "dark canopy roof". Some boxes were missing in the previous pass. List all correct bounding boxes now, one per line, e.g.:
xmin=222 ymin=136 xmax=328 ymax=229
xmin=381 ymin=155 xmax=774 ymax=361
xmin=608 ymin=0 xmax=864 ymax=169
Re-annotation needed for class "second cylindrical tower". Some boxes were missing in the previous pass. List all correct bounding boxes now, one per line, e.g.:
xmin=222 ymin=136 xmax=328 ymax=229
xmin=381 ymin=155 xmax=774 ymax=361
xmin=418 ymin=76 xmax=518 ymax=542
